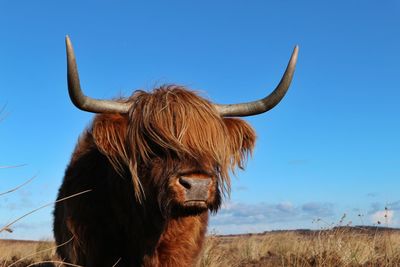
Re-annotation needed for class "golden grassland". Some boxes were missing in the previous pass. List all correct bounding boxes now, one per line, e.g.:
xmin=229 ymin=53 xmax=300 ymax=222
xmin=0 ymin=239 xmax=54 ymax=267
xmin=1 ymin=227 xmax=400 ymax=267
xmin=198 ymin=227 xmax=400 ymax=267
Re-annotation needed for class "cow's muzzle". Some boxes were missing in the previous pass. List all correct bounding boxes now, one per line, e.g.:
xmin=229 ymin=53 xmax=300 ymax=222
xmin=178 ymin=176 xmax=212 ymax=208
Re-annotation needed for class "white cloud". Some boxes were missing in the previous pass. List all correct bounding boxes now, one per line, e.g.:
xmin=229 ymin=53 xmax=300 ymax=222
xmin=371 ymin=210 xmax=394 ymax=225
xmin=210 ymin=201 xmax=336 ymax=234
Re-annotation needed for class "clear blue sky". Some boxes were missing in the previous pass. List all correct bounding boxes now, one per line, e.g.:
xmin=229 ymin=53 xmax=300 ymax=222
xmin=0 ymin=1 xmax=399 ymax=240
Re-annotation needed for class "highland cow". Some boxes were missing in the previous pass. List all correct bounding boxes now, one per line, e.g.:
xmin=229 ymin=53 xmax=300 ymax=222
xmin=53 ymin=36 xmax=298 ymax=267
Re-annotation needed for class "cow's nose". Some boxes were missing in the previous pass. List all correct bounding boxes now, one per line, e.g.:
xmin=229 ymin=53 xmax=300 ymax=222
xmin=178 ymin=176 xmax=212 ymax=201
xmin=178 ymin=176 xmax=193 ymax=190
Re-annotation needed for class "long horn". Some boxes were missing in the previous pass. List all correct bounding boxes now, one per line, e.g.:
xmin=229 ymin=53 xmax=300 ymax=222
xmin=66 ymin=36 xmax=131 ymax=113
xmin=214 ymin=46 xmax=299 ymax=117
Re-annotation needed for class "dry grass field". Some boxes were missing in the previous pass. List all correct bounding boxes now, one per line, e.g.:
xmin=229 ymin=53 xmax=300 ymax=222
xmin=1 ymin=226 xmax=400 ymax=267
xmin=198 ymin=227 xmax=400 ymax=267
xmin=0 ymin=239 xmax=54 ymax=267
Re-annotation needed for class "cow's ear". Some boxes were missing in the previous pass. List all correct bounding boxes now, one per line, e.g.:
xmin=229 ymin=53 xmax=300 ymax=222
xmin=92 ymin=113 xmax=129 ymax=169
xmin=223 ymin=118 xmax=256 ymax=169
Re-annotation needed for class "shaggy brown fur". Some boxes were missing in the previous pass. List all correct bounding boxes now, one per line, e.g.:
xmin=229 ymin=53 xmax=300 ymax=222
xmin=54 ymin=86 xmax=256 ymax=266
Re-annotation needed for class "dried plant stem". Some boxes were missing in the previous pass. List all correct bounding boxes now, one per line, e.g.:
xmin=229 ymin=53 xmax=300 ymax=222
xmin=7 ymin=237 xmax=74 ymax=267
xmin=0 ymin=164 xmax=27 ymax=169
xmin=112 ymin=258 xmax=122 ymax=267
xmin=0 ymin=176 xmax=36 ymax=197
xmin=0 ymin=104 xmax=8 ymax=122
xmin=0 ymin=189 xmax=92 ymax=233
xmin=26 ymin=261 xmax=83 ymax=267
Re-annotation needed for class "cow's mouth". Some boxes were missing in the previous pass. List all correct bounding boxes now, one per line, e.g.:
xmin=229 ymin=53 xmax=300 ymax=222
xmin=171 ymin=200 xmax=208 ymax=217
xmin=183 ymin=200 xmax=207 ymax=209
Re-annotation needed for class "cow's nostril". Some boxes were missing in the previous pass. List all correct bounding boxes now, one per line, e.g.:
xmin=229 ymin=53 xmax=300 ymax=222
xmin=179 ymin=177 xmax=192 ymax=190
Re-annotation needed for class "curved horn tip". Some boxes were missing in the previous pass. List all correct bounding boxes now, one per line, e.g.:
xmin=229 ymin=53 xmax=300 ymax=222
xmin=213 ymin=45 xmax=299 ymax=117
xmin=292 ymin=45 xmax=299 ymax=55
xmin=287 ymin=45 xmax=299 ymax=68
xmin=293 ymin=45 xmax=299 ymax=58
xmin=65 ymin=35 xmax=72 ymax=46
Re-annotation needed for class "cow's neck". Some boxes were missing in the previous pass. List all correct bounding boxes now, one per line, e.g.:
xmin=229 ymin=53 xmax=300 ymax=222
xmin=142 ymin=212 xmax=209 ymax=267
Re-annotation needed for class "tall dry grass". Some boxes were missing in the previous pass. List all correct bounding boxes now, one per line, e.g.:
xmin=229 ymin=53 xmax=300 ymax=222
xmin=197 ymin=227 xmax=400 ymax=267
xmin=0 ymin=239 xmax=54 ymax=266
xmin=2 ymin=227 xmax=400 ymax=266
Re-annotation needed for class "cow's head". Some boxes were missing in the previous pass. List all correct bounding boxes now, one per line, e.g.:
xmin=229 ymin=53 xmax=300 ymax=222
xmin=65 ymin=36 xmax=298 ymax=217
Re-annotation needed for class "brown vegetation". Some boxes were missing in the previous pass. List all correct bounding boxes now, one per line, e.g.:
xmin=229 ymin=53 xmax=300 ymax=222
xmin=2 ymin=227 xmax=400 ymax=267
xmin=0 ymin=239 xmax=54 ymax=267
xmin=198 ymin=227 xmax=400 ymax=267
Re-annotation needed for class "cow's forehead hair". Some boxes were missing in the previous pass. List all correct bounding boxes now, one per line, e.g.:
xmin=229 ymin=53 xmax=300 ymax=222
xmin=126 ymin=85 xmax=229 ymax=164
